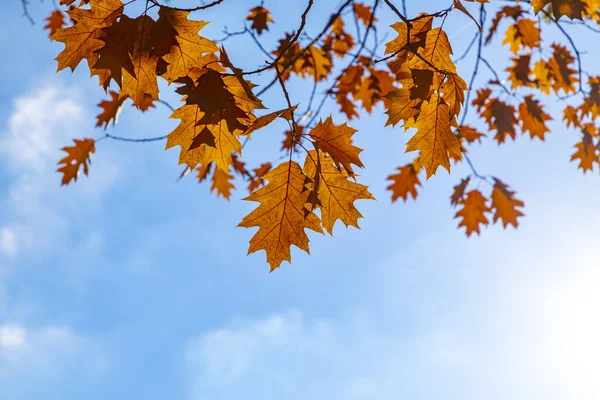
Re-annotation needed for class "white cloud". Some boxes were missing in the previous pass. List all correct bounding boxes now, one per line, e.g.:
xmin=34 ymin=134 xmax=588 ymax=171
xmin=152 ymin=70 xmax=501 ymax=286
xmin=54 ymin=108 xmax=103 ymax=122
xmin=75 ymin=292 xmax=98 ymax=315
xmin=0 ymin=323 xmax=26 ymax=348
xmin=0 ymin=83 xmax=118 ymax=258
xmin=0 ymin=227 xmax=16 ymax=256
xmin=184 ymin=219 xmax=600 ymax=400
xmin=0 ymin=322 xmax=108 ymax=396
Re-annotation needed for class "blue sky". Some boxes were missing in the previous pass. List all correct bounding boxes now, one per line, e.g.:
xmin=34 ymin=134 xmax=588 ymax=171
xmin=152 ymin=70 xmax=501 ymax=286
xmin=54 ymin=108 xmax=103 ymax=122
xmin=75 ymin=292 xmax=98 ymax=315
xmin=1 ymin=1 xmax=600 ymax=399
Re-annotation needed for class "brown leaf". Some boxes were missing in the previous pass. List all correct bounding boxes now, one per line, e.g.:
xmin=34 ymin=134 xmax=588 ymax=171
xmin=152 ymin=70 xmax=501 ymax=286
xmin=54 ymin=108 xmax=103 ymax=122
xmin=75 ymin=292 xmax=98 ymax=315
xmin=44 ymin=10 xmax=65 ymax=36
xmin=246 ymin=6 xmax=274 ymax=35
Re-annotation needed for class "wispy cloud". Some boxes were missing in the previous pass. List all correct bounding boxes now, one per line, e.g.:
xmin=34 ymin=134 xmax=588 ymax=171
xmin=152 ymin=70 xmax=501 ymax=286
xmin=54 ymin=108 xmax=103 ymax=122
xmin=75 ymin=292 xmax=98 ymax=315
xmin=0 ymin=83 xmax=118 ymax=259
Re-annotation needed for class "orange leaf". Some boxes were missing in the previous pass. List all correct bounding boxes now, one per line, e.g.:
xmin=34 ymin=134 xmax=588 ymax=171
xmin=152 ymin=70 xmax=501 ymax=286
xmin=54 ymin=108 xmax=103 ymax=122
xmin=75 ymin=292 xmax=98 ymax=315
xmin=455 ymin=190 xmax=491 ymax=236
xmin=96 ymin=90 xmax=127 ymax=129
xmin=238 ymin=161 xmax=323 ymax=271
xmin=57 ymin=138 xmax=96 ymax=185
xmin=387 ymin=164 xmax=421 ymax=202
xmin=532 ymin=0 xmax=586 ymax=20
xmin=44 ymin=10 xmax=65 ymax=36
xmin=491 ymin=179 xmax=525 ymax=228
xmin=303 ymin=150 xmax=374 ymax=234
xmin=309 ymin=116 xmax=364 ymax=175
xmin=404 ymin=94 xmax=463 ymax=177
xmin=211 ymin=167 xmax=235 ymax=199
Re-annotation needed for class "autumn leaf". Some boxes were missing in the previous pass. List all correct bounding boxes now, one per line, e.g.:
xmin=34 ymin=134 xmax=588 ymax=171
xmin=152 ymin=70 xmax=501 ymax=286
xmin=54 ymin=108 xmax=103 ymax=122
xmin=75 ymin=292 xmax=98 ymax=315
xmin=519 ymin=96 xmax=552 ymax=140
xmin=571 ymin=133 xmax=598 ymax=172
xmin=309 ymin=116 xmax=364 ymax=175
xmin=96 ymin=90 xmax=127 ymax=129
xmin=303 ymin=150 xmax=374 ymax=234
xmin=491 ymin=179 xmax=525 ymax=228
xmin=45 ymin=10 xmax=65 ymax=36
xmin=450 ymin=177 xmax=471 ymax=206
xmin=458 ymin=126 xmax=486 ymax=144
xmin=211 ymin=167 xmax=235 ymax=199
xmin=353 ymin=3 xmax=375 ymax=25
xmin=404 ymin=94 xmax=463 ymax=178
xmin=157 ymin=8 xmax=219 ymax=83
xmin=246 ymin=6 xmax=274 ymax=35
xmin=57 ymin=138 xmax=96 ymax=185
xmin=238 ymin=161 xmax=323 ymax=271
xmin=532 ymin=0 xmax=586 ymax=20
xmin=51 ymin=0 xmax=124 ymax=86
xmin=387 ymin=163 xmax=421 ymax=202
xmin=455 ymin=190 xmax=491 ymax=236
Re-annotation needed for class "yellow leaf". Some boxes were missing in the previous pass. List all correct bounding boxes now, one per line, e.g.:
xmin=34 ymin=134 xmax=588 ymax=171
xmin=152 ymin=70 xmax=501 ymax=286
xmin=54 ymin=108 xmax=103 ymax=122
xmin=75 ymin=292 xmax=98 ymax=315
xmin=238 ymin=161 xmax=323 ymax=271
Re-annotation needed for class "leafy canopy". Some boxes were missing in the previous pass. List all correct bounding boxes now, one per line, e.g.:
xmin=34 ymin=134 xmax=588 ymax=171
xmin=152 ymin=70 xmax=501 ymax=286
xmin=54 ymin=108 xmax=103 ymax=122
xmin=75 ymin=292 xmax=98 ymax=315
xmin=38 ymin=0 xmax=600 ymax=270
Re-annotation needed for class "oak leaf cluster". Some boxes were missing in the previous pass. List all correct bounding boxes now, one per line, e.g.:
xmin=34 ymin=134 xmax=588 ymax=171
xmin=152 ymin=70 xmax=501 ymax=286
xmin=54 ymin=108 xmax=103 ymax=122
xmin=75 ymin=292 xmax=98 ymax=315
xmin=39 ymin=0 xmax=600 ymax=270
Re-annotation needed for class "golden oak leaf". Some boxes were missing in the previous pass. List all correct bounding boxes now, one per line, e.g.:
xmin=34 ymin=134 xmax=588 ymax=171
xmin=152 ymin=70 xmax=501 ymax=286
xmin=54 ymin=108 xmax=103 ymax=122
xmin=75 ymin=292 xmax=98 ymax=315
xmin=158 ymin=8 xmax=219 ymax=83
xmin=455 ymin=190 xmax=491 ymax=236
xmin=519 ymin=96 xmax=552 ymax=140
xmin=211 ymin=167 xmax=235 ymax=200
xmin=491 ymin=179 xmax=524 ymax=228
xmin=303 ymin=150 xmax=374 ymax=234
xmin=385 ymin=16 xmax=433 ymax=56
xmin=571 ymin=133 xmax=598 ymax=172
xmin=441 ymin=74 xmax=468 ymax=117
xmin=302 ymin=46 xmax=332 ymax=81
xmin=45 ymin=10 xmax=65 ymax=36
xmin=404 ymin=94 xmax=463 ymax=177
xmin=243 ymin=106 xmax=297 ymax=136
xmin=387 ymin=163 xmax=421 ymax=202
xmin=309 ymin=116 xmax=364 ymax=174
xmin=95 ymin=90 xmax=127 ymax=129
xmin=563 ymin=105 xmax=580 ymax=128
xmin=337 ymin=94 xmax=360 ymax=119
xmin=166 ymin=105 xmax=243 ymax=172
xmin=532 ymin=0 xmax=586 ymax=20
xmin=238 ymin=161 xmax=323 ymax=271
xmin=458 ymin=125 xmax=486 ymax=144
xmin=322 ymin=17 xmax=355 ymax=58
xmin=246 ymin=6 xmax=274 ymax=35
xmin=450 ymin=177 xmax=471 ymax=206
xmin=503 ymin=19 xmax=541 ymax=55
xmin=196 ymin=162 xmax=213 ymax=182
xmin=51 ymin=0 xmax=123 ymax=73
xmin=354 ymin=77 xmax=377 ymax=113
xmin=398 ymin=28 xmax=457 ymax=76
xmin=485 ymin=5 xmax=524 ymax=44
xmin=57 ymin=138 xmax=95 ymax=185
xmin=353 ymin=3 xmax=375 ymax=25
xmin=384 ymin=88 xmax=421 ymax=127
